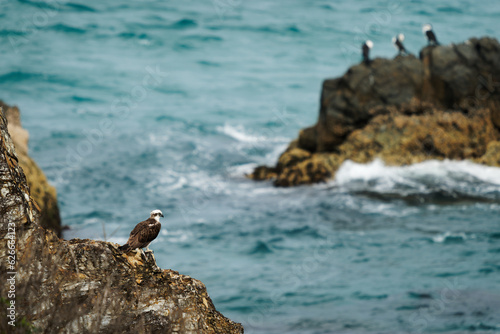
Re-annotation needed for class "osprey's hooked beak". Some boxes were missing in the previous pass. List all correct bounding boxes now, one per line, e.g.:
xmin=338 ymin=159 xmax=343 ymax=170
xmin=160 ymin=214 xmax=164 ymax=218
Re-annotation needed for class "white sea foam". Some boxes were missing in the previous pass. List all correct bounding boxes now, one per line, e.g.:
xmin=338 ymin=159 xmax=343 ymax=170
xmin=432 ymin=232 xmax=468 ymax=243
xmin=227 ymin=162 xmax=258 ymax=177
xmin=333 ymin=159 xmax=500 ymax=196
xmin=154 ymin=170 xmax=187 ymax=191
xmin=218 ymin=123 xmax=267 ymax=142
xmin=217 ymin=123 xmax=288 ymax=143
xmin=186 ymin=171 xmax=230 ymax=195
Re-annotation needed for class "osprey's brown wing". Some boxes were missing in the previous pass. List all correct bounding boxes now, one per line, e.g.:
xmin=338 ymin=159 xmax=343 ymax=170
xmin=128 ymin=218 xmax=150 ymax=238
xmin=124 ymin=218 xmax=160 ymax=249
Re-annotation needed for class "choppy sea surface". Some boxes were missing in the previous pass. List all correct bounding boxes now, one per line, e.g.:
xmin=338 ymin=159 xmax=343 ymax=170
xmin=2 ymin=1 xmax=500 ymax=332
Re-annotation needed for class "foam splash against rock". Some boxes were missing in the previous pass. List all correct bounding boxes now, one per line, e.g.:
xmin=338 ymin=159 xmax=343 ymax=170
xmin=333 ymin=158 xmax=500 ymax=199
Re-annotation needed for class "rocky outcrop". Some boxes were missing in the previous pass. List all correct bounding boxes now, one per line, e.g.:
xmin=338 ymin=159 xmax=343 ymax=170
xmin=249 ymin=37 xmax=500 ymax=186
xmin=0 ymin=100 xmax=62 ymax=236
xmin=0 ymin=109 xmax=243 ymax=333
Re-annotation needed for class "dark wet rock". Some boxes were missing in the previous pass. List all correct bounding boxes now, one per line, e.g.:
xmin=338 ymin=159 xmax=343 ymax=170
xmin=313 ymin=55 xmax=424 ymax=152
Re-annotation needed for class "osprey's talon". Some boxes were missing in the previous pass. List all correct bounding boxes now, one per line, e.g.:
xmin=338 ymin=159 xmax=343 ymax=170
xmin=144 ymin=250 xmax=155 ymax=262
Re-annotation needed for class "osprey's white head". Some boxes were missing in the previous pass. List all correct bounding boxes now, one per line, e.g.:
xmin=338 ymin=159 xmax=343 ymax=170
xmin=150 ymin=209 xmax=164 ymax=222
xmin=398 ymin=33 xmax=405 ymax=42
xmin=366 ymin=40 xmax=373 ymax=49
xmin=422 ymin=24 xmax=432 ymax=33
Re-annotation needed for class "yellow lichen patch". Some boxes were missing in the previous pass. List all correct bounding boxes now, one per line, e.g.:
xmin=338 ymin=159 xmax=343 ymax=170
xmin=246 ymin=165 xmax=277 ymax=181
xmin=477 ymin=140 xmax=500 ymax=165
xmin=124 ymin=251 xmax=145 ymax=268
xmin=277 ymin=147 xmax=311 ymax=170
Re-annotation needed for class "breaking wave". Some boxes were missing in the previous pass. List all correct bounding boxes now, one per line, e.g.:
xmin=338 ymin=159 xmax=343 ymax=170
xmin=333 ymin=159 xmax=500 ymax=203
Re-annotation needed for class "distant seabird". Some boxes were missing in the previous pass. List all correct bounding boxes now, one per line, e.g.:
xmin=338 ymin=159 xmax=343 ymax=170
xmin=362 ymin=40 xmax=373 ymax=64
xmin=119 ymin=210 xmax=163 ymax=254
xmin=422 ymin=24 xmax=439 ymax=45
xmin=392 ymin=33 xmax=407 ymax=54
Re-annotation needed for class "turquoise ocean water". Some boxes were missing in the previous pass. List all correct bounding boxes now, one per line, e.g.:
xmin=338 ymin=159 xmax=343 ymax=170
xmin=1 ymin=1 xmax=500 ymax=332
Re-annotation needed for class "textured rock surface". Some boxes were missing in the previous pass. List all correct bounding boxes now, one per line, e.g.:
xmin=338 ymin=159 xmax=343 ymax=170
xmin=0 ymin=109 xmax=243 ymax=333
xmin=249 ymin=37 xmax=500 ymax=186
xmin=0 ymin=100 xmax=62 ymax=236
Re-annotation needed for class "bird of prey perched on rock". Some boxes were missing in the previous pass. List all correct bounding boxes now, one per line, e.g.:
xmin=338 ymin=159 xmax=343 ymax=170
xmin=393 ymin=33 xmax=407 ymax=54
xmin=423 ymin=24 xmax=439 ymax=45
xmin=362 ymin=40 xmax=373 ymax=64
xmin=119 ymin=210 xmax=163 ymax=255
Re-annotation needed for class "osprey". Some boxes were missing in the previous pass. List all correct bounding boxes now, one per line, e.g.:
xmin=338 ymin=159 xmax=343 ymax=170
xmin=423 ymin=24 xmax=439 ymax=45
xmin=119 ymin=210 xmax=163 ymax=253
xmin=362 ymin=40 xmax=373 ymax=64
xmin=392 ymin=33 xmax=407 ymax=54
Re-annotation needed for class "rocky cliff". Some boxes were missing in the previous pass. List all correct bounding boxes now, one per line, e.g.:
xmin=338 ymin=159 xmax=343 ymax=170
xmin=249 ymin=37 xmax=500 ymax=186
xmin=0 ymin=109 xmax=243 ymax=333
xmin=0 ymin=100 xmax=62 ymax=236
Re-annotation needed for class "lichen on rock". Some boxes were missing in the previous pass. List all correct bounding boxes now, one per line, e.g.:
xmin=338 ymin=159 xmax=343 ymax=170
xmin=0 ymin=100 xmax=62 ymax=236
xmin=0 ymin=109 xmax=243 ymax=333
xmin=249 ymin=37 xmax=500 ymax=186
